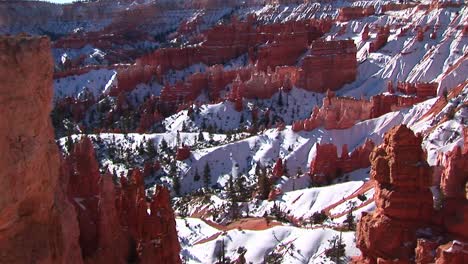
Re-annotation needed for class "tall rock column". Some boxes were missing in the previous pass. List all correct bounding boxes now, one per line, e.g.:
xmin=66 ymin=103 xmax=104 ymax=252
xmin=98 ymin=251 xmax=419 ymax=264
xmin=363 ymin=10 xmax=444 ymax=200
xmin=0 ymin=36 xmax=83 ymax=263
xmin=355 ymin=125 xmax=434 ymax=263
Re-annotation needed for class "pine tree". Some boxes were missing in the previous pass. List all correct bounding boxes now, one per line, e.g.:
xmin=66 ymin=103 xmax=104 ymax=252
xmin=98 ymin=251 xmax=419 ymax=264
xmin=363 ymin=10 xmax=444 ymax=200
xmin=203 ymin=162 xmax=211 ymax=188
xmin=235 ymin=175 xmax=249 ymax=202
xmin=146 ymin=139 xmax=157 ymax=158
xmin=325 ymin=233 xmax=346 ymax=264
xmin=257 ymin=166 xmax=271 ymax=200
xmin=194 ymin=168 xmax=200 ymax=182
xmin=176 ymin=131 xmax=181 ymax=147
xmin=277 ymin=90 xmax=283 ymax=107
xmin=227 ymin=174 xmax=240 ymax=219
xmin=65 ymin=135 xmax=74 ymax=153
xmin=198 ymin=131 xmax=205 ymax=142
xmin=173 ymin=175 xmax=181 ymax=196
xmin=160 ymin=138 xmax=168 ymax=151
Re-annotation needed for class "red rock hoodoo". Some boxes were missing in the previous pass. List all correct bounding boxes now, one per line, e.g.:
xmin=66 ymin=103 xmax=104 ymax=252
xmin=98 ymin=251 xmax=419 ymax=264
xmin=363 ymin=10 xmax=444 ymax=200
xmin=355 ymin=125 xmax=468 ymax=263
xmin=355 ymin=125 xmax=434 ymax=263
xmin=309 ymin=140 xmax=375 ymax=185
xmin=0 ymin=35 xmax=83 ymax=264
xmin=65 ymin=138 xmax=182 ymax=264
xmin=0 ymin=35 xmax=182 ymax=264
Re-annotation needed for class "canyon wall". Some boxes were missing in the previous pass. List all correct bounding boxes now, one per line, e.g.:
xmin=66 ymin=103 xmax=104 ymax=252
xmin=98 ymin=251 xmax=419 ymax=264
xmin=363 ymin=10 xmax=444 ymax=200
xmin=0 ymin=35 xmax=83 ymax=264
xmin=297 ymin=40 xmax=357 ymax=93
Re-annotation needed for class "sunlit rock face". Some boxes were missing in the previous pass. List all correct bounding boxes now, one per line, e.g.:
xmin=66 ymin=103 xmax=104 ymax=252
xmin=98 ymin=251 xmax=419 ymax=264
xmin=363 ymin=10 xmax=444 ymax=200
xmin=0 ymin=35 xmax=83 ymax=264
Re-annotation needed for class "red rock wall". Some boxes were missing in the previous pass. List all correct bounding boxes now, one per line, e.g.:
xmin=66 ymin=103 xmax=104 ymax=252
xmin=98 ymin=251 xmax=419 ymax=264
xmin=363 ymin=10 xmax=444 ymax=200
xmin=0 ymin=35 xmax=83 ymax=264
xmin=309 ymin=139 xmax=374 ymax=184
xmin=337 ymin=6 xmax=375 ymax=22
xmin=395 ymin=81 xmax=438 ymax=98
xmin=382 ymin=3 xmax=417 ymax=12
xmin=137 ymin=18 xmax=330 ymax=77
xmin=117 ymin=170 xmax=182 ymax=264
xmin=370 ymin=94 xmax=426 ymax=118
xmin=297 ymin=40 xmax=357 ymax=92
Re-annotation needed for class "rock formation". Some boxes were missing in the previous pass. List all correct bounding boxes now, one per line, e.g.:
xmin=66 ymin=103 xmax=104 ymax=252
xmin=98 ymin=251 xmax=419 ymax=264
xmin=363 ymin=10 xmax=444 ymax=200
xmin=0 ymin=35 xmax=83 ymax=264
xmin=0 ymin=35 xmax=182 ymax=264
xmin=337 ymin=6 xmax=375 ymax=22
xmin=356 ymin=125 xmax=434 ymax=263
xmin=297 ymin=40 xmax=357 ymax=93
xmin=355 ymin=125 xmax=468 ymax=263
xmin=369 ymin=26 xmax=390 ymax=53
xmin=310 ymin=140 xmax=375 ymax=185
xmin=65 ymin=138 xmax=183 ymax=264
xmin=292 ymin=90 xmax=434 ymax=132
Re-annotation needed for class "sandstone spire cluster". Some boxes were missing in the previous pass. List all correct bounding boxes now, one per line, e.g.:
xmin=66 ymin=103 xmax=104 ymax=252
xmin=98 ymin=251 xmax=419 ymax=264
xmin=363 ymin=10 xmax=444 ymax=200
xmin=0 ymin=35 xmax=182 ymax=264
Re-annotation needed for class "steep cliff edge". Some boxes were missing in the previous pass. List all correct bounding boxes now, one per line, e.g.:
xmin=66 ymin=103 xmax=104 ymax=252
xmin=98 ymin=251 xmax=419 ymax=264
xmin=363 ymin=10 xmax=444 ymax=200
xmin=0 ymin=36 xmax=83 ymax=263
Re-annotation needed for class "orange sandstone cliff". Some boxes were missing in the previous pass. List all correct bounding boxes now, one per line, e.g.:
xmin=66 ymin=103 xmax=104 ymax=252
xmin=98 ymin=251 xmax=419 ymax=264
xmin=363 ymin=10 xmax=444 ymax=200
xmin=0 ymin=35 xmax=83 ymax=263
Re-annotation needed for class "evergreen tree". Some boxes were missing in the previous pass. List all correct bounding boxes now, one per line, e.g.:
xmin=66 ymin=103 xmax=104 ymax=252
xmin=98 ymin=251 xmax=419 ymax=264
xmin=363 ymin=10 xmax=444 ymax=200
xmin=257 ymin=166 xmax=271 ymax=200
xmin=325 ymin=233 xmax=346 ymax=264
xmin=194 ymin=168 xmax=200 ymax=182
xmin=146 ymin=139 xmax=157 ymax=158
xmin=176 ymin=131 xmax=181 ymax=147
xmin=160 ymin=138 xmax=168 ymax=151
xmin=277 ymin=90 xmax=283 ymax=107
xmin=235 ymin=175 xmax=250 ymax=202
xmin=65 ymin=135 xmax=74 ymax=153
xmin=198 ymin=131 xmax=205 ymax=142
xmin=227 ymin=174 xmax=240 ymax=219
xmin=173 ymin=175 xmax=181 ymax=196
xmin=203 ymin=162 xmax=211 ymax=188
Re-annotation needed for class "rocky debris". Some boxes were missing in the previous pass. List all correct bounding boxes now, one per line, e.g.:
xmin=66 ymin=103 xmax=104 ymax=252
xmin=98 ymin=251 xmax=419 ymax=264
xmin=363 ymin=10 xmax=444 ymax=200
xmin=0 ymin=35 xmax=83 ymax=264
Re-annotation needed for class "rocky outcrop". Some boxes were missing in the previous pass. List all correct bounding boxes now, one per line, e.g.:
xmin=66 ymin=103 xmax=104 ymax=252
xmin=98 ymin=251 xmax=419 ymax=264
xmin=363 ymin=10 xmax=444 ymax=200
xmin=337 ymin=6 xmax=375 ymax=22
xmin=0 ymin=35 xmax=83 ymax=264
xmin=297 ymin=40 xmax=357 ymax=93
xmin=356 ymin=125 xmax=434 ymax=263
xmin=176 ymin=145 xmax=192 ymax=161
xmin=369 ymin=26 xmax=390 ymax=53
xmin=137 ymin=18 xmax=330 ymax=77
xmin=355 ymin=125 xmax=468 ymax=263
xmin=117 ymin=170 xmax=182 ymax=264
xmin=393 ymin=81 xmax=438 ymax=98
xmin=66 ymin=138 xmax=183 ymax=264
xmin=64 ymin=137 xmax=130 ymax=263
xmin=309 ymin=140 xmax=375 ymax=185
